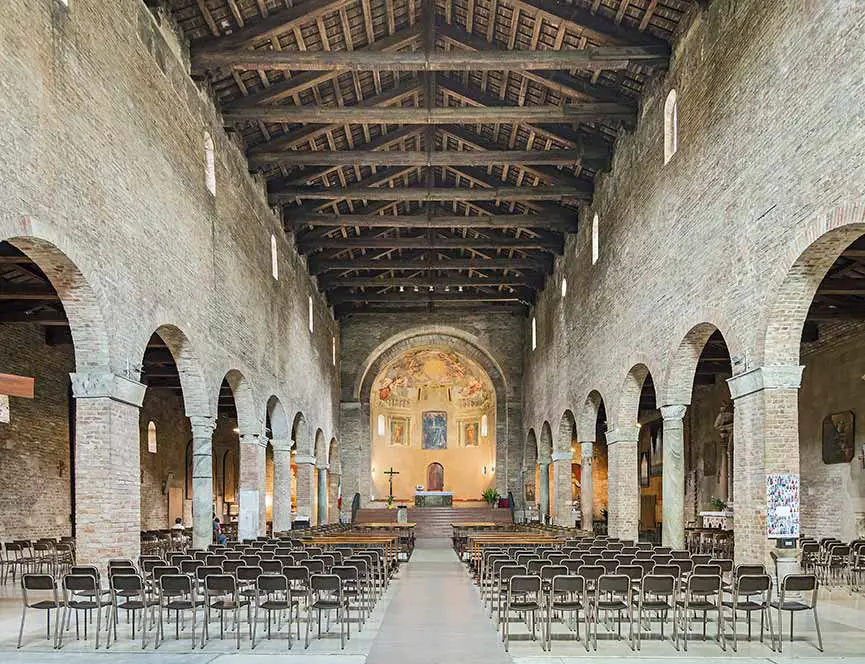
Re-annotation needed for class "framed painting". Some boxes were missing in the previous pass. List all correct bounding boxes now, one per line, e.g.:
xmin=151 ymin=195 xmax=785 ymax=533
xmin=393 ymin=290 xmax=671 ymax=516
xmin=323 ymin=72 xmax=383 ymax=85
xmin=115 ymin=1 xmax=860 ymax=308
xmin=389 ymin=416 xmax=410 ymax=446
xmin=461 ymin=421 xmax=479 ymax=447
xmin=524 ymin=482 xmax=536 ymax=503
xmin=822 ymin=411 xmax=855 ymax=464
xmin=422 ymin=411 xmax=447 ymax=449
xmin=639 ymin=451 xmax=650 ymax=487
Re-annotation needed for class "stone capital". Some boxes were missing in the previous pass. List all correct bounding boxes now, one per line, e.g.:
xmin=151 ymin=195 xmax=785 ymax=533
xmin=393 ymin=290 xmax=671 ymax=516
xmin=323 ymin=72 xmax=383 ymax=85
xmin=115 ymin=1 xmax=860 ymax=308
xmin=340 ymin=400 xmax=361 ymax=411
xmin=727 ymin=365 xmax=804 ymax=400
xmin=579 ymin=441 xmax=594 ymax=458
xmin=70 ymin=372 xmax=146 ymax=407
xmin=552 ymin=451 xmax=573 ymax=462
xmin=317 ymin=463 xmax=330 ymax=471
xmin=240 ymin=433 xmax=267 ymax=448
xmin=189 ymin=415 xmax=216 ymax=438
xmin=605 ymin=426 xmax=639 ymax=445
xmin=270 ymin=437 xmax=294 ymax=452
xmin=294 ymin=454 xmax=316 ymax=465
xmin=660 ymin=404 xmax=688 ymax=422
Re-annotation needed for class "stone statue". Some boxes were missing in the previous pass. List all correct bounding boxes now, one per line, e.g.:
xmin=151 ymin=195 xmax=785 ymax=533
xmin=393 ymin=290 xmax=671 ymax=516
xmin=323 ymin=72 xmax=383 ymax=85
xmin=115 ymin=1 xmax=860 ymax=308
xmin=713 ymin=400 xmax=734 ymax=443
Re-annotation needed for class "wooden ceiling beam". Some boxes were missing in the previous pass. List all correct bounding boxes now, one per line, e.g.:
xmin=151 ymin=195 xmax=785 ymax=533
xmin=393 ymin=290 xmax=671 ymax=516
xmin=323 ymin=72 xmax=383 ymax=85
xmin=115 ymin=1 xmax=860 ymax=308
xmin=193 ymin=44 xmax=668 ymax=72
xmin=259 ymin=148 xmax=594 ymax=167
xmin=335 ymin=301 xmax=530 ymax=316
xmin=308 ymin=256 xmax=551 ymax=273
xmin=319 ymin=275 xmax=542 ymax=289
xmin=0 ymin=309 xmax=68 ymax=325
xmin=286 ymin=211 xmax=576 ymax=231
xmin=226 ymin=102 xmax=634 ymax=125
xmin=329 ymin=289 xmax=534 ymax=304
xmin=271 ymin=184 xmax=591 ymax=202
xmin=816 ymin=279 xmax=865 ymax=295
xmin=192 ymin=0 xmax=353 ymax=52
xmin=297 ymin=234 xmax=564 ymax=251
xmin=0 ymin=286 xmax=60 ymax=301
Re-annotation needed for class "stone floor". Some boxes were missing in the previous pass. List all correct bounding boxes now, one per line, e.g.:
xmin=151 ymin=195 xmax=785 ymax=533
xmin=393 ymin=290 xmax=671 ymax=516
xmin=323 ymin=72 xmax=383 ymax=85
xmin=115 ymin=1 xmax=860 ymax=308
xmin=2 ymin=539 xmax=865 ymax=663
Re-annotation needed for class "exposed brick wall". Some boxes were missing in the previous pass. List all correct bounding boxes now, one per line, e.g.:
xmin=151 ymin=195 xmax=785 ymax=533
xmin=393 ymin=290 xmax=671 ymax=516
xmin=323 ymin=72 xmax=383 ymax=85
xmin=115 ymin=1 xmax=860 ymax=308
xmin=0 ymin=324 xmax=73 ymax=540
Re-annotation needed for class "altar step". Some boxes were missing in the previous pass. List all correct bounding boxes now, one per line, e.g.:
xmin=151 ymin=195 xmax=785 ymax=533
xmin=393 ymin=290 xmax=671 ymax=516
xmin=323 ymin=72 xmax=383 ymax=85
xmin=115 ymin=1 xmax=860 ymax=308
xmin=354 ymin=507 xmax=512 ymax=538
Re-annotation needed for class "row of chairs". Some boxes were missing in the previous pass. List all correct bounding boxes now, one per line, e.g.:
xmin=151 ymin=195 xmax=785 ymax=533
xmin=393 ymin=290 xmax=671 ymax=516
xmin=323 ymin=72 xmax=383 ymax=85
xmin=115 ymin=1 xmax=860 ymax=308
xmin=18 ymin=547 xmax=387 ymax=650
xmin=800 ymin=538 xmax=865 ymax=589
xmin=1 ymin=539 xmax=75 ymax=583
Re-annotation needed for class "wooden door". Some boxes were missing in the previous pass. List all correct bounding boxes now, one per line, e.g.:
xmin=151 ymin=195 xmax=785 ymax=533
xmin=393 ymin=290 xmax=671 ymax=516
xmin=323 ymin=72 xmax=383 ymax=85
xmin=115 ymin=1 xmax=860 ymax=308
xmin=427 ymin=463 xmax=444 ymax=491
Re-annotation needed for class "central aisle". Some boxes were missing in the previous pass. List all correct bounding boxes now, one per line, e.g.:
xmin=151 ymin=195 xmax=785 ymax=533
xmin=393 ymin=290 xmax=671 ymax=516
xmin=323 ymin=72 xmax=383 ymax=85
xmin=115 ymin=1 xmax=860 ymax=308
xmin=366 ymin=538 xmax=513 ymax=664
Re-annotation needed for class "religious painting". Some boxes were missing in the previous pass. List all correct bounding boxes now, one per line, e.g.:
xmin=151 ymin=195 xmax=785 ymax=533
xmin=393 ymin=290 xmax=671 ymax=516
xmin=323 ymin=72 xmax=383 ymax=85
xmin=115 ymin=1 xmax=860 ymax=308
xmin=766 ymin=473 xmax=800 ymax=539
xmin=0 ymin=394 xmax=9 ymax=424
xmin=461 ymin=420 xmax=479 ymax=447
xmin=389 ymin=416 xmax=410 ymax=447
xmin=422 ymin=411 xmax=447 ymax=449
xmin=822 ymin=411 xmax=855 ymax=464
xmin=524 ymin=482 xmax=536 ymax=503
xmin=639 ymin=451 xmax=650 ymax=487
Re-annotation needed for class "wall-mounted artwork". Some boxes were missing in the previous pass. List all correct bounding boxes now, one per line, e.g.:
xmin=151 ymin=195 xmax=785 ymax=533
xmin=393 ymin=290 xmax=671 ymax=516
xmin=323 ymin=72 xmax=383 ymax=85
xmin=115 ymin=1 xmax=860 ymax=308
xmin=389 ymin=416 xmax=410 ymax=447
xmin=639 ymin=451 xmax=651 ymax=487
xmin=525 ymin=482 xmax=536 ymax=503
xmin=461 ymin=421 xmax=479 ymax=447
xmin=766 ymin=473 xmax=800 ymax=539
xmin=822 ymin=411 xmax=855 ymax=464
xmin=422 ymin=411 xmax=447 ymax=449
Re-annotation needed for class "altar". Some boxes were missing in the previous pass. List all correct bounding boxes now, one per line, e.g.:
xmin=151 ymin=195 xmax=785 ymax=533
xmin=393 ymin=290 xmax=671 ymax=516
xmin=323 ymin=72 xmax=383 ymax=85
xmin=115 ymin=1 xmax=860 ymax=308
xmin=415 ymin=491 xmax=453 ymax=507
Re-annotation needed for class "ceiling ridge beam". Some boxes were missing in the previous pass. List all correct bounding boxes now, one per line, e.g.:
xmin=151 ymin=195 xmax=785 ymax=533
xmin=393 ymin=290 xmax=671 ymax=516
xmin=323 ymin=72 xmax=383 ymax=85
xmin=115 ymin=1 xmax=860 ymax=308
xmin=271 ymin=185 xmax=591 ymax=202
xmin=308 ymin=256 xmax=552 ymax=272
xmin=296 ymin=235 xmax=564 ymax=251
xmin=257 ymin=148 xmax=600 ymax=167
xmin=286 ymin=212 xmax=576 ymax=230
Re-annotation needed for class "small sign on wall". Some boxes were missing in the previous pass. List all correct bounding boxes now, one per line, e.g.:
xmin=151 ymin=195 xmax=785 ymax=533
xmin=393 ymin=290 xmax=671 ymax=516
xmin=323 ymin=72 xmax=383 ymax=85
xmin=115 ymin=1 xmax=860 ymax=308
xmin=0 ymin=394 xmax=9 ymax=424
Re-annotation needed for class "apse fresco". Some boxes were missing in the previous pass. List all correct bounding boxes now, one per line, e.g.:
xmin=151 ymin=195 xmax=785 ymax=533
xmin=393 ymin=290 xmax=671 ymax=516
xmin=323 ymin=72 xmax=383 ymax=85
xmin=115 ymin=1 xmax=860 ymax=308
xmin=423 ymin=411 xmax=447 ymax=449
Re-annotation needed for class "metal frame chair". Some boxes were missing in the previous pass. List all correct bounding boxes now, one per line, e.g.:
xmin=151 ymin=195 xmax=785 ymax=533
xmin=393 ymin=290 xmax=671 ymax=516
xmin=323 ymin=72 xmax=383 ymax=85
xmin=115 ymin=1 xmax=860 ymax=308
xmin=252 ymin=573 xmax=298 ymax=649
xmin=771 ymin=573 xmax=822 ymax=652
xmin=723 ymin=573 xmax=774 ymax=651
xmin=676 ymin=573 xmax=725 ymax=652
xmin=58 ymin=573 xmax=104 ymax=649
xmin=305 ymin=574 xmax=350 ymax=650
xmin=634 ymin=573 xmax=677 ymax=650
xmin=200 ymin=573 xmax=242 ymax=649
xmin=590 ymin=574 xmax=634 ymax=651
xmin=106 ymin=573 xmax=150 ymax=649
xmin=156 ymin=573 xmax=197 ymax=649
xmin=18 ymin=573 xmax=60 ymax=649
xmin=545 ymin=574 xmax=587 ymax=652
xmin=503 ymin=575 xmax=542 ymax=652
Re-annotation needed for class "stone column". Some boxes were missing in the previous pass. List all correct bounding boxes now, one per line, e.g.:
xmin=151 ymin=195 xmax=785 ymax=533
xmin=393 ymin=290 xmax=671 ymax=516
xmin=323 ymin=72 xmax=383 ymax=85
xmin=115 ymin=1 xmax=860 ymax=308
xmin=190 ymin=415 xmax=216 ymax=549
xmin=317 ymin=466 xmax=329 ymax=524
xmin=660 ymin=405 xmax=687 ymax=549
xmin=606 ymin=427 xmax=639 ymax=542
xmin=271 ymin=438 xmax=293 ymax=534
xmin=295 ymin=454 xmax=316 ymax=526
xmin=71 ymin=372 xmax=146 ymax=572
xmin=340 ymin=401 xmax=366 ymax=509
xmin=728 ymin=366 xmax=803 ymax=567
xmin=238 ymin=433 xmax=266 ymax=540
xmin=580 ymin=442 xmax=594 ymax=532
xmin=538 ymin=461 xmax=550 ymax=522
xmin=551 ymin=451 xmax=573 ymax=526
xmin=719 ymin=435 xmax=730 ymax=503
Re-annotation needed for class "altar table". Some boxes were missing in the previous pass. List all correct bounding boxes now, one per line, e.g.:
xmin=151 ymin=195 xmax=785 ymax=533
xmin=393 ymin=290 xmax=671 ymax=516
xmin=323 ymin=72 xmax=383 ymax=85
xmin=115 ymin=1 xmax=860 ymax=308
xmin=415 ymin=491 xmax=453 ymax=507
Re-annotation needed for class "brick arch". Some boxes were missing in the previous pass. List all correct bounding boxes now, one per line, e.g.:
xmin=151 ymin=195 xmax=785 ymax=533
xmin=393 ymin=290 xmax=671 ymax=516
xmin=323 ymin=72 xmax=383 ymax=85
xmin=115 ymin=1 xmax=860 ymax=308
xmin=615 ymin=363 xmax=659 ymax=430
xmin=328 ymin=437 xmax=341 ymax=475
xmin=760 ymin=203 xmax=865 ymax=367
xmin=354 ymin=326 xmax=509 ymax=401
xmin=136 ymin=324 xmax=212 ymax=418
xmin=539 ymin=421 xmax=553 ymax=463
xmin=577 ymin=390 xmax=606 ymax=442
xmin=314 ymin=428 xmax=327 ymax=467
xmin=662 ymin=321 xmax=737 ymax=406
xmin=291 ymin=411 xmax=307 ymax=453
xmin=556 ymin=409 xmax=578 ymax=453
xmin=222 ymin=369 xmax=259 ymax=436
xmin=3 ymin=235 xmax=110 ymax=372
xmin=266 ymin=395 xmax=291 ymax=439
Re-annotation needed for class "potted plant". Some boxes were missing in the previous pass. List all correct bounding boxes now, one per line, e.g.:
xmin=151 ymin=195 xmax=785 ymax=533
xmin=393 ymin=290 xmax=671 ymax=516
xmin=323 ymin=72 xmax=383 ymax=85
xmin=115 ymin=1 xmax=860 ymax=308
xmin=385 ymin=495 xmax=395 ymax=509
xmin=710 ymin=497 xmax=728 ymax=512
xmin=482 ymin=487 xmax=500 ymax=508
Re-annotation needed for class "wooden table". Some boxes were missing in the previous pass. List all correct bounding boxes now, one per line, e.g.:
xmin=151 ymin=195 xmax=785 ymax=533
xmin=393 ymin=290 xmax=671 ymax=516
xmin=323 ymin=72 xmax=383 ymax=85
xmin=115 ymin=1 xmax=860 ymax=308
xmin=300 ymin=534 xmax=401 ymax=568
xmin=451 ymin=522 xmax=513 ymax=554
xmin=354 ymin=523 xmax=416 ymax=557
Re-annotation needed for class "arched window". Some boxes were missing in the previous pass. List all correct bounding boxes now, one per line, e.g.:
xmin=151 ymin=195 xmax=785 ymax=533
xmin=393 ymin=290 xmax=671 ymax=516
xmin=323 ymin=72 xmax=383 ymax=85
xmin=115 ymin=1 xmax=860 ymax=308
xmin=591 ymin=213 xmax=599 ymax=265
xmin=531 ymin=317 xmax=537 ymax=351
xmin=377 ymin=414 xmax=386 ymax=437
xmin=480 ymin=414 xmax=489 ymax=438
xmin=204 ymin=132 xmax=216 ymax=195
xmin=561 ymin=276 xmax=568 ymax=298
xmin=664 ymin=89 xmax=678 ymax=164
xmin=270 ymin=234 xmax=279 ymax=280
xmin=308 ymin=296 xmax=314 ymax=333
xmin=332 ymin=336 xmax=337 ymax=366
xmin=147 ymin=421 xmax=157 ymax=454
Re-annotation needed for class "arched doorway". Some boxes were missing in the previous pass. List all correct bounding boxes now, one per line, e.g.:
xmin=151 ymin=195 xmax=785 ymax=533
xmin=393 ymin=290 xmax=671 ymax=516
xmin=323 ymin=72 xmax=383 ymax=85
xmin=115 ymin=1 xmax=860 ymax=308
xmin=427 ymin=462 xmax=444 ymax=491
xmin=368 ymin=346 xmax=496 ymax=503
xmin=578 ymin=391 xmax=609 ymax=534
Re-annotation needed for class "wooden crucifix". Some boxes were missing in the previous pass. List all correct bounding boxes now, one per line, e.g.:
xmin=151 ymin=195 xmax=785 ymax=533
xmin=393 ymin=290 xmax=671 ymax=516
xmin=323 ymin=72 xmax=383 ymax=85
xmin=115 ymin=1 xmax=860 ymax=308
xmin=383 ymin=467 xmax=399 ymax=499
xmin=0 ymin=372 xmax=35 ymax=424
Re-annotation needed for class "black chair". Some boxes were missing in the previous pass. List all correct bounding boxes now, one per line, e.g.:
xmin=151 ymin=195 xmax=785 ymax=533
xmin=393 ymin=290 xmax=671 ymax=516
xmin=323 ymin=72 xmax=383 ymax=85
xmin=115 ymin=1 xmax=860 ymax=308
xmin=635 ymin=573 xmax=677 ymax=650
xmin=333 ymin=565 xmax=362 ymax=630
xmin=305 ymin=574 xmax=350 ymax=650
xmin=58 ymin=573 xmax=104 ymax=649
xmin=201 ymin=573 xmax=243 ymax=649
xmin=503 ymin=575 xmax=542 ymax=652
xmin=252 ymin=573 xmax=299 ymax=649
xmin=591 ymin=574 xmax=634 ymax=651
xmin=18 ymin=574 xmax=60 ymax=649
xmin=545 ymin=575 xmax=587 ymax=652
xmin=107 ymin=573 xmax=150 ymax=649
xmin=723 ymin=573 xmax=774 ymax=651
xmin=676 ymin=574 xmax=724 ymax=651
xmin=771 ymin=573 xmax=822 ymax=652
xmin=155 ymin=574 xmax=197 ymax=649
